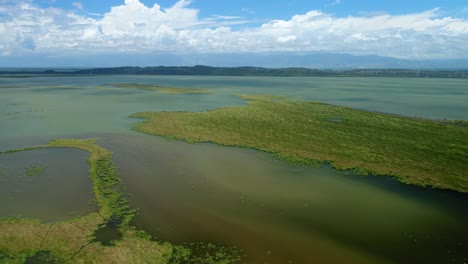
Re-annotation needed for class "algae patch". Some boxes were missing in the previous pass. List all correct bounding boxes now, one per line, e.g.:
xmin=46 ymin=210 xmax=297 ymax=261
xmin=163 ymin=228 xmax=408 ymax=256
xmin=111 ymin=83 xmax=211 ymax=94
xmin=24 ymin=164 xmax=46 ymax=177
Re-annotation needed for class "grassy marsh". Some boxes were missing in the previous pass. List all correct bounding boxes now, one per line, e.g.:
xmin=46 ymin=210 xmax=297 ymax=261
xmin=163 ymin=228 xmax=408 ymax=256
xmin=131 ymin=94 xmax=468 ymax=193
xmin=111 ymin=83 xmax=211 ymax=94
xmin=0 ymin=139 xmax=241 ymax=263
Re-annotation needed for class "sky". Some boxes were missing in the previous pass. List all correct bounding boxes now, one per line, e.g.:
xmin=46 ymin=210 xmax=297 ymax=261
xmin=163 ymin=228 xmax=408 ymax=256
xmin=1 ymin=0 xmax=468 ymax=66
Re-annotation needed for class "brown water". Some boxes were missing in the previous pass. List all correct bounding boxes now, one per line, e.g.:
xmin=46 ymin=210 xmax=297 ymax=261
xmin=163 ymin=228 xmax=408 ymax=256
xmin=101 ymin=133 xmax=468 ymax=264
xmin=0 ymin=148 xmax=97 ymax=221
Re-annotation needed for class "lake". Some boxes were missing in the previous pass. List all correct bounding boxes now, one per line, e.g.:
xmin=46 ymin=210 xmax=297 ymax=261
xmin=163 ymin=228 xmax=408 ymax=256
xmin=0 ymin=75 xmax=467 ymax=263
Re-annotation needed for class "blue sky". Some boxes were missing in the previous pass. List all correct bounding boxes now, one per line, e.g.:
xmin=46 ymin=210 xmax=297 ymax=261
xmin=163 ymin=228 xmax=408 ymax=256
xmin=1 ymin=0 xmax=468 ymax=66
xmin=35 ymin=0 xmax=468 ymax=20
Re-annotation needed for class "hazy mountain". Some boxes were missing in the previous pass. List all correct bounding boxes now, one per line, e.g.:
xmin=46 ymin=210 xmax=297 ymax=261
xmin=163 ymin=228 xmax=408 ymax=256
xmin=1 ymin=53 xmax=468 ymax=69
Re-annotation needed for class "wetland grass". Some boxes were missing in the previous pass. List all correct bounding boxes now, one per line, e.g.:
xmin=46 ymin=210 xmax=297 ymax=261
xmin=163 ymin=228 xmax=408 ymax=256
xmin=111 ymin=83 xmax=211 ymax=94
xmin=0 ymin=139 xmax=241 ymax=264
xmin=131 ymin=94 xmax=468 ymax=193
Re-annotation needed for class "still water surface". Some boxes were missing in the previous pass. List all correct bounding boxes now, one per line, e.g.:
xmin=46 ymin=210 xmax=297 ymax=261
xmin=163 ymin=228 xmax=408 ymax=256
xmin=102 ymin=133 xmax=468 ymax=264
xmin=0 ymin=148 xmax=96 ymax=221
xmin=0 ymin=76 xmax=467 ymax=140
xmin=0 ymin=75 xmax=467 ymax=263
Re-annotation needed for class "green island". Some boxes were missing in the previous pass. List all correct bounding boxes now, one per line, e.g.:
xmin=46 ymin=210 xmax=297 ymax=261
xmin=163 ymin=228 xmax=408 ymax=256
xmin=111 ymin=83 xmax=211 ymax=94
xmin=0 ymin=139 xmax=240 ymax=264
xmin=131 ymin=94 xmax=468 ymax=193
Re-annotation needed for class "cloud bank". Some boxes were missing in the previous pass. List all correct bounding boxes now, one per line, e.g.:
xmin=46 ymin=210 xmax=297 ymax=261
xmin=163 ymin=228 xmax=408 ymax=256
xmin=1 ymin=0 xmax=468 ymax=59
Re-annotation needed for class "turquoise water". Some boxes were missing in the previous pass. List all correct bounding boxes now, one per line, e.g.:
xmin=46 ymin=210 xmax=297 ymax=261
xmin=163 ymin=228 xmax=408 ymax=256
xmin=1 ymin=76 xmax=467 ymax=141
xmin=0 ymin=75 xmax=467 ymax=263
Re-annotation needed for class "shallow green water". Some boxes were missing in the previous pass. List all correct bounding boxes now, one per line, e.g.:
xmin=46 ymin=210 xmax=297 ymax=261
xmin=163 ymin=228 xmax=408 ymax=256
xmin=0 ymin=148 xmax=96 ymax=221
xmin=0 ymin=76 xmax=467 ymax=141
xmin=0 ymin=75 xmax=467 ymax=263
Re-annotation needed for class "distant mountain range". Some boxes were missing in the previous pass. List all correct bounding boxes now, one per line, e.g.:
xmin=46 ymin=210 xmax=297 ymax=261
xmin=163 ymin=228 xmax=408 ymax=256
xmin=152 ymin=53 xmax=468 ymax=69
xmin=1 ymin=65 xmax=467 ymax=78
xmin=1 ymin=52 xmax=468 ymax=69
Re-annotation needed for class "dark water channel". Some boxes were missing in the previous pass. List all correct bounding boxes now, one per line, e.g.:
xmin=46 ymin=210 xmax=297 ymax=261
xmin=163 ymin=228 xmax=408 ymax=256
xmin=101 ymin=133 xmax=468 ymax=264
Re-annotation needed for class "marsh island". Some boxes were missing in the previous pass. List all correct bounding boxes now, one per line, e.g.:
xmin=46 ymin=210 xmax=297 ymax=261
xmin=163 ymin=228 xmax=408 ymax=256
xmin=132 ymin=94 xmax=468 ymax=193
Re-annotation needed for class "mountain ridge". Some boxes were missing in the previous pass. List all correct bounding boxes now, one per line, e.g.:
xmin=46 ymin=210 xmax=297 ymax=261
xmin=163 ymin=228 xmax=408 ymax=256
xmin=1 ymin=65 xmax=467 ymax=78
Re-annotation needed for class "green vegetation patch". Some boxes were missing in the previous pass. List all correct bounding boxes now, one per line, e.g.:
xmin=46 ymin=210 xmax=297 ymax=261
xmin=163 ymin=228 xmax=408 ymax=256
xmin=24 ymin=164 xmax=46 ymax=177
xmin=0 ymin=139 xmax=241 ymax=263
xmin=131 ymin=94 xmax=468 ymax=193
xmin=111 ymin=83 xmax=211 ymax=94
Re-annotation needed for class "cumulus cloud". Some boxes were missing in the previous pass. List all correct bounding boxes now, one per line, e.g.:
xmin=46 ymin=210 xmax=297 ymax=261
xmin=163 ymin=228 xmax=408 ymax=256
xmin=0 ymin=0 xmax=468 ymax=59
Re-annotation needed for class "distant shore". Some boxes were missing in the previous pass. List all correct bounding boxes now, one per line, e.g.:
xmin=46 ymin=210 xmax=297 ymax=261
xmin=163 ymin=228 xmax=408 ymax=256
xmin=1 ymin=65 xmax=468 ymax=78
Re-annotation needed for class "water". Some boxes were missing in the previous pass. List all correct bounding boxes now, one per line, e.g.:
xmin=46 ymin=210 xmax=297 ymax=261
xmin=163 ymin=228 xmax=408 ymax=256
xmin=100 ymin=133 xmax=468 ymax=264
xmin=0 ymin=76 xmax=467 ymax=140
xmin=93 ymin=226 xmax=123 ymax=246
xmin=0 ymin=75 xmax=467 ymax=263
xmin=25 ymin=251 xmax=57 ymax=264
xmin=0 ymin=148 xmax=96 ymax=221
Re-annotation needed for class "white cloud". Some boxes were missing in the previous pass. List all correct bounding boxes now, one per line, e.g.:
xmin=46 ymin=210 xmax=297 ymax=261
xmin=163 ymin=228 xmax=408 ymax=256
xmin=328 ymin=0 xmax=342 ymax=7
xmin=241 ymin=8 xmax=255 ymax=14
xmin=208 ymin=15 xmax=244 ymax=20
xmin=0 ymin=0 xmax=468 ymax=59
xmin=72 ymin=2 xmax=83 ymax=10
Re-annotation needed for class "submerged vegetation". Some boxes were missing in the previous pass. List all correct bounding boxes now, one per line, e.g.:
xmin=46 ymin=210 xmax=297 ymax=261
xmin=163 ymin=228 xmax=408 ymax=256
xmin=24 ymin=164 xmax=46 ymax=177
xmin=131 ymin=94 xmax=468 ymax=193
xmin=111 ymin=83 xmax=211 ymax=94
xmin=0 ymin=139 xmax=241 ymax=263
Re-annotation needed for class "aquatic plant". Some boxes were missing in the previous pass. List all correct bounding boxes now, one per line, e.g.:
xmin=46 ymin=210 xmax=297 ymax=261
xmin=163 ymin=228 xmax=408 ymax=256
xmin=131 ymin=94 xmax=468 ymax=193
xmin=111 ymin=83 xmax=211 ymax=94
xmin=24 ymin=164 xmax=46 ymax=177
